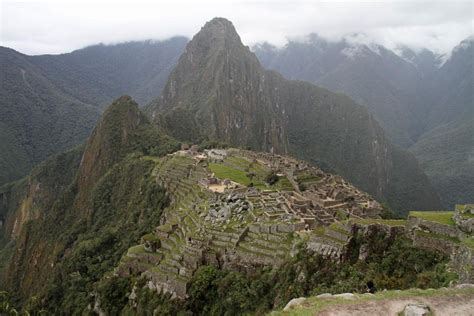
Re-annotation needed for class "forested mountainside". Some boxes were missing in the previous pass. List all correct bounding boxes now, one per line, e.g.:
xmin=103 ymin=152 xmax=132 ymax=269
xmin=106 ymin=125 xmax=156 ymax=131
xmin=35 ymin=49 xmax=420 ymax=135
xmin=31 ymin=37 xmax=188 ymax=106
xmin=410 ymin=38 xmax=474 ymax=208
xmin=254 ymin=36 xmax=474 ymax=208
xmin=0 ymin=96 xmax=179 ymax=310
xmin=0 ymin=47 xmax=100 ymax=187
xmin=0 ymin=95 xmax=469 ymax=315
xmin=0 ymin=38 xmax=187 ymax=188
xmin=149 ymin=18 xmax=440 ymax=213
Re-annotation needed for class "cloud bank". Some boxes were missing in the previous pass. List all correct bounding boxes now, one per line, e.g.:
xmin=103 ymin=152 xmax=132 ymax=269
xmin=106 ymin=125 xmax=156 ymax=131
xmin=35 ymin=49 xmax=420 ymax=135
xmin=1 ymin=0 xmax=472 ymax=55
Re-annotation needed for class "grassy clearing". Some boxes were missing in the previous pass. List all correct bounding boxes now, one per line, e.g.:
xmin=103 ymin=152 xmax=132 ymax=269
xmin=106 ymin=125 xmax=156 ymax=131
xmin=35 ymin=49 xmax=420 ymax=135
xmin=209 ymin=163 xmax=257 ymax=186
xmin=209 ymin=157 xmax=274 ymax=190
xmin=127 ymin=245 xmax=147 ymax=255
xmin=269 ymin=287 xmax=474 ymax=316
xmin=409 ymin=211 xmax=455 ymax=226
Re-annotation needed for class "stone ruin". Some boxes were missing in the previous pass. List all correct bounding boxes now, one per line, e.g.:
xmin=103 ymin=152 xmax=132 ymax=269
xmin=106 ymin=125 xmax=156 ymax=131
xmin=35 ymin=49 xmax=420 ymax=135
xmin=116 ymin=148 xmax=392 ymax=299
xmin=204 ymin=193 xmax=252 ymax=224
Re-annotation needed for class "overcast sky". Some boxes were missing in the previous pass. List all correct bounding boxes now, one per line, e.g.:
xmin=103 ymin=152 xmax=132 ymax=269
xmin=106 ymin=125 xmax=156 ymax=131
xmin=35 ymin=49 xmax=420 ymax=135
xmin=1 ymin=0 xmax=472 ymax=56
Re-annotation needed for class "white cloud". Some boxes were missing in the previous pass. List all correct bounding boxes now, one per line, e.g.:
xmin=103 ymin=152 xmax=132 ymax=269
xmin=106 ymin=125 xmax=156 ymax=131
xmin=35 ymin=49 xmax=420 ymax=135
xmin=1 ymin=0 xmax=472 ymax=55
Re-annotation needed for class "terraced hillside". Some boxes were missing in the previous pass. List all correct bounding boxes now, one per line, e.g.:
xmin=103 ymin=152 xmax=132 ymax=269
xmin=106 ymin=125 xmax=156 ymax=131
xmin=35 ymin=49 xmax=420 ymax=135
xmin=116 ymin=148 xmax=386 ymax=298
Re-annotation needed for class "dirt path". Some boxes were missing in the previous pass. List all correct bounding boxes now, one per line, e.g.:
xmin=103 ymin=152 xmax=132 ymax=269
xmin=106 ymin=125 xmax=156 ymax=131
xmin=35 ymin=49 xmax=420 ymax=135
xmin=317 ymin=293 xmax=474 ymax=316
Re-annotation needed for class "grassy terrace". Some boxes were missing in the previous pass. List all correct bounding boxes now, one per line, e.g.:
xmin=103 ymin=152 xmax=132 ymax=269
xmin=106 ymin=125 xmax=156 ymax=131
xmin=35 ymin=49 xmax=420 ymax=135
xmin=209 ymin=155 xmax=296 ymax=191
xmin=409 ymin=211 xmax=455 ymax=226
xmin=350 ymin=218 xmax=407 ymax=227
xmin=415 ymin=230 xmax=460 ymax=244
xmin=328 ymin=223 xmax=350 ymax=235
xmin=127 ymin=244 xmax=147 ymax=255
xmin=461 ymin=237 xmax=474 ymax=249
xmin=269 ymin=287 xmax=474 ymax=316
xmin=209 ymin=163 xmax=260 ymax=187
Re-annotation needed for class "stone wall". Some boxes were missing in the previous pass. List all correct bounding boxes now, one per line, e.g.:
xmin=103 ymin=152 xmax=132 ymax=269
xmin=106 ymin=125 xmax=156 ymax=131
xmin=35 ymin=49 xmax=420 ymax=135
xmin=412 ymin=233 xmax=457 ymax=256
xmin=249 ymin=222 xmax=305 ymax=234
xmin=407 ymin=216 xmax=459 ymax=238
xmin=453 ymin=205 xmax=474 ymax=235
xmin=450 ymin=245 xmax=474 ymax=284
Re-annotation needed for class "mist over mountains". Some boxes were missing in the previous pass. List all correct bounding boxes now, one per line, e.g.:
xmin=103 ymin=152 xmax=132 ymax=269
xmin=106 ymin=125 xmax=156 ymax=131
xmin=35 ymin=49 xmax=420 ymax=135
xmin=254 ymin=35 xmax=474 ymax=208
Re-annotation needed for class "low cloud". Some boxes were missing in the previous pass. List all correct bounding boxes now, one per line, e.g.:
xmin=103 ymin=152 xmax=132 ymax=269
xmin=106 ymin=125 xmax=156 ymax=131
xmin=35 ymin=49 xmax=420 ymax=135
xmin=1 ymin=0 xmax=472 ymax=55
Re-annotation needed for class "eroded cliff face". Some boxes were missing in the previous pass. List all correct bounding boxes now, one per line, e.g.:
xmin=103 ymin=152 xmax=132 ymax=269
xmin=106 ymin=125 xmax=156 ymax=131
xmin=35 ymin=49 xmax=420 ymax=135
xmin=149 ymin=18 xmax=440 ymax=213
xmin=0 ymin=146 xmax=83 ymax=296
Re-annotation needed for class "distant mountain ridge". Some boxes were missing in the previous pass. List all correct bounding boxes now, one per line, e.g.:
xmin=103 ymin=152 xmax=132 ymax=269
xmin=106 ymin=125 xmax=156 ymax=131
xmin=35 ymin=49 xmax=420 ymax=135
xmin=254 ymin=35 xmax=473 ymax=208
xmin=150 ymin=17 xmax=441 ymax=213
xmin=0 ymin=38 xmax=187 ymax=187
xmin=1 ymin=23 xmax=468 ymax=209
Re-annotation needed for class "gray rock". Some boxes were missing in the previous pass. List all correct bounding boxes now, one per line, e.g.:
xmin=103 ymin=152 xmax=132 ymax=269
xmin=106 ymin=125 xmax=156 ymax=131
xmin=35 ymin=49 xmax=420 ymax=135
xmin=283 ymin=297 xmax=306 ymax=311
xmin=403 ymin=303 xmax=431 ymax=316
xmin=333 ymin=293 xmax=356 ymax=299
xmin=316 ymin=293 xmax=332 ymax=298
xmin=455 ymin=283 xmax=474 ymax=289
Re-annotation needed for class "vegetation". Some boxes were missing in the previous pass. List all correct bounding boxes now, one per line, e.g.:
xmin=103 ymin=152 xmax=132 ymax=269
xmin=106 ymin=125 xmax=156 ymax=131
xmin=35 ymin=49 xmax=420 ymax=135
xmin=0 ymin=38 xmax=187 ymax=189
xmin=0 ymin=98 xmax=178 ymax=313
xmin=265 ymin=171 xmax=280 ymax=185
xmin=350 ymin=218 xmax=407 ymax=227
xmin=150 ymin=18 xmax=441 ymax=215
xmin=208 ymin=156 xmax=271 ymax=189
xmin=270 ymin=287 xmax=474 ymax=316
xmin=103 ymin=233 xmax=455 ymax=315
xmin=409 ymin=211 xmax=455 ymax=226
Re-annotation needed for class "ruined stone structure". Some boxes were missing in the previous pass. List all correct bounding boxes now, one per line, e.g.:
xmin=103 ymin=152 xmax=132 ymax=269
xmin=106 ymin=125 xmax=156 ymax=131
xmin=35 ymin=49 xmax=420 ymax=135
xmin=115 ymin=149 xmax=472 ymax=298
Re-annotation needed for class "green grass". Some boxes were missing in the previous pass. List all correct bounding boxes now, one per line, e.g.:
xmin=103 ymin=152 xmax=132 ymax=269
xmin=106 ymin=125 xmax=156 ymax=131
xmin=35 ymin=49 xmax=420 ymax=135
xmin=141 ymin=233 xmax=161 ymax=242
xmin=351 ymin=218 xmax=407 ymax=227
xmin=127 ymin=245 xmax=147 ymax=255
xmin=461 ymin=237 xmax=474 ymax=249
xmin=409 ymin=211 xmax=455 ymax=226
xmin=460 ymin=212 xmax=474 ymax=219
xmin=328 ymin=223 xmax=350 ymax=236
xmin=208 ymin=162 xmax=266 ymax=188
xmin=269 ymin=287 xmax=474 ymax=316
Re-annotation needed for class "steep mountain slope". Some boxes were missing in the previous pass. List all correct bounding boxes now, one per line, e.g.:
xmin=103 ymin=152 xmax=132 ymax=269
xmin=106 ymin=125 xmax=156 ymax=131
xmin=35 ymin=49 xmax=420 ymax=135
xmin=150 ymin=18 xmax=440 ymax=213
xmin=410 ymin=38 xmax=474 ymax=208
xmin=411 ymin=117 xmax=473 ymax=208
xmin=0 ymin=96 xmax=178 ymax=307
xmin=422 ymin=37 xmax=473 ymax=131
xmin=253 ymin=36 xmax=427 ymax=147
xmin=0 ymin=47 xmax=100 ymax=187
xmin=32 ymin=37 xmax=188 ymax=106
xmin=0 ymin=38 xmax=187 ymax=188
xmin=254 ymin=36 xmax=473 ymax=209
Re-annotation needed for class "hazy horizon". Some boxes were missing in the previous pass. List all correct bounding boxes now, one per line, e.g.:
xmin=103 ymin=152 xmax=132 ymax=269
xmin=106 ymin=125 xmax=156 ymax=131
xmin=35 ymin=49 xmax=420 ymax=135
xmin=1 ymin=0 xmax=472 ymax=56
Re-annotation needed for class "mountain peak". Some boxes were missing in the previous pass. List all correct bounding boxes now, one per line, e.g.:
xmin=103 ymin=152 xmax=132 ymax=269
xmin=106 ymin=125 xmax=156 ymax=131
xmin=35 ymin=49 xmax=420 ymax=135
xmin=187 ymin=17 xmax=244 ymax=56
xmin=200 ymin=17 xmax=239 ymax=38
xmin=75 ymin=96 xmax=146 ymax=207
